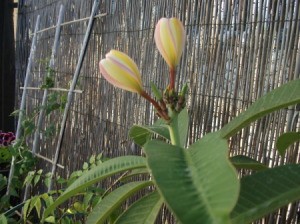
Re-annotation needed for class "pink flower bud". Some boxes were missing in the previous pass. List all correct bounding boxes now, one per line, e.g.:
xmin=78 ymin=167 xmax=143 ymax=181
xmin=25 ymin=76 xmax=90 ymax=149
xmin=154 ymin=18 xmax=186 ymax=70
xmin=99 ymin=50 xmax=144 ymax=94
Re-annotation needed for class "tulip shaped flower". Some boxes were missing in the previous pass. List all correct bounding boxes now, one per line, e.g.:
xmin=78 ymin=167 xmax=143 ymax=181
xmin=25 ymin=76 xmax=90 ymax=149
xmin=99 ymin=50 xmax=144 ymax=94
xmin=154 ymin=18 xmax=186 ymax=70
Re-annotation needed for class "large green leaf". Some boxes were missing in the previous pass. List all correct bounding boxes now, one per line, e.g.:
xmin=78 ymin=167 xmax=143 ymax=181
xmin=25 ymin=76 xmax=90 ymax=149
xmin=276 ymin=132 xmax=300 ymax=156
xmin=231 ymin=164 xmax=300 ymax=223
xmin=86 ymin=181 xmax=152 ymax=224
xmin=129 ymin=119 xmax=170 ymax=146
xmin=230 ymin=155 xmax=268 ymax=171
xmin=144 ymin=132 xmax=239 ymax=224
xmin=220 ymin=79 xmax=300 ymax=138
xmin=43 ymin=156 xmax=146 ymax=219
xmin=114 ymin=191 xmax=163 ymax=224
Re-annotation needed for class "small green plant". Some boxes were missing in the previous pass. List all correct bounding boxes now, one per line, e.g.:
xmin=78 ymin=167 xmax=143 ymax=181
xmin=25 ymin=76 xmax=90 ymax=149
xmin=0 ymin=131 xmax=37 ymax=220
xmin=21 ymin=153 xmax=105 ymax=224
xmin=0 ymin=131 xmax=36 ymax=213
xmin=0 ymin=153 xmax=107 ymax=223
xmin=0 ymin=57 xmax=68 ymax=222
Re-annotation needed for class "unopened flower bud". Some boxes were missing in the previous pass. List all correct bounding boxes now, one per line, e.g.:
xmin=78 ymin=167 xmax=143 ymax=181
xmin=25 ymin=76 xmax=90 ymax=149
xmin=99 ymin=50 xmax=144 ymax=94
xmin=154 ymin=18 xmax=186 ymax=70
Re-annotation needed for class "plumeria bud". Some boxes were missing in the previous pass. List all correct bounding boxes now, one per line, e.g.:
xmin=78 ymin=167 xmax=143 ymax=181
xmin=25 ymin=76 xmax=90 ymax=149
xmin=154 ymin=18 xmax=186 ymax=70
xmin=99 ymin=50 xmax=144 ymax=94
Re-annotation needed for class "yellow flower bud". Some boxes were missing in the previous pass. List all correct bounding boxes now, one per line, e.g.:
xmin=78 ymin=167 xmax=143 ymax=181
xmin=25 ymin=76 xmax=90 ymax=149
xmin=154 ymin=18 xmax=186 ymax=70
xmin=99 ymin=50 xmax=144 ymax=94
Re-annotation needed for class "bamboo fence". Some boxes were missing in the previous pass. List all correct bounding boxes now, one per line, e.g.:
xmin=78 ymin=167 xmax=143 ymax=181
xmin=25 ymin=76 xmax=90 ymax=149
xmin=15 ymin=0 xmax=300 ymax=223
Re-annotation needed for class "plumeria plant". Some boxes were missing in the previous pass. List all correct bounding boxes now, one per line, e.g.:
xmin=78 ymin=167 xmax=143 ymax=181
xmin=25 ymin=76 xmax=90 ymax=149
xmin=40 ymin=18 xmax=300 ymax=224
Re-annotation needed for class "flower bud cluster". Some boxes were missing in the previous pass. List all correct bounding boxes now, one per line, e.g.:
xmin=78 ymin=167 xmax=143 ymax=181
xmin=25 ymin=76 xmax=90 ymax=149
xmin=99 ymin=17 xmax=187 ymax=121
xmin=163 ymin=84 xmax=188 ymax=113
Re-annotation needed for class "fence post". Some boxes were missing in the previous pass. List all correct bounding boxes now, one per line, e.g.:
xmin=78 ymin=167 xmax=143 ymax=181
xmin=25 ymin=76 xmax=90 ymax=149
xmin=48 ymin=0 xmax=100 ymax=192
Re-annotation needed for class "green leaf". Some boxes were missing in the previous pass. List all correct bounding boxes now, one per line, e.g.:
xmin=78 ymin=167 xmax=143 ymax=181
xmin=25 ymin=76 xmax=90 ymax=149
xmin=115 ymin=191 xmax=163 ymax=224
xmin=44 ymin=173 xmax=52 ymax=188
xmin=82 ymin=162 xmax=89 ymax=170
xmin=0 ymin=147 xmax=11 ymax=162
xmin=231 ymin=164 xmax=300 ymax=223
xmin=41 ymin=75 xmax=55 ymax=89
xmin=0 ymin=175 xmax=7 ymax=191
xmin=34 ymin=174 xmax=41 ymax=186
xmin=0 ymin=195 xmax=10 ymax=211
xmin=169 ymin=108 xmax=189 ymax=148
xmin=44 ymin=216 xmax=56 ymax=223
xmin=44 ymin=124 xmax=56 ymax=138
xmin=0 ymin=214 xmax=7 ymax=224
xmin=23 ymin=171 xmax=35 ymax=186
xmin=22 ymin=119 xmax=35 ymax=135
xmin=96 ymin=153 xmax=103 ymax=162
xmin=10 ymin=109 xmax=23 ymax=117
xmin=83 ymin=192 xmax=94 ymax=206
xmin=276 ymin=132 xmax=300 ymax=156
xmin=150 ymin=82 xmax=163 ymax=100
xmin=73 ymin=202 xmax=85 ymax=213
xmin=23 ymin=199 xmax=30 ymax=219
xmin=220 ymin=79 xmax=300 ymax=138
xmin=41 ymin=193 xmax=54 ymax=208
xmin=86 ymin=181 xmax=152 ymax=224
xmin=129 ymin=119 xmax=170 ymax=146
xmin=89 ymin=155 xmax=96 ymax=164
xmin=91 ymin=195 xmax=101 ymax=208
xmin=28 ymin=196 xmax=39 ymax=218
xmin=43 ymin=156 xmax=146 ymax=219
xmin=35 ymin=197 xmax=42 ymax=218
xmin=144 ymin=132 xmax=239 ymax=224
xmin=230 ymin=155 xmax=268 ymax=171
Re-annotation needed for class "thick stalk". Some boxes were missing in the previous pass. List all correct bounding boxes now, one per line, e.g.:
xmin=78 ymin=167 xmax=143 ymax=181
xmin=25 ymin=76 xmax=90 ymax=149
xmin=168 ymin=112 xmax=181 ymax=147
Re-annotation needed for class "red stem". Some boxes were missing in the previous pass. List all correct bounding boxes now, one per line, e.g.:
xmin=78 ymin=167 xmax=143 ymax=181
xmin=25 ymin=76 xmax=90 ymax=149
xmin=140 ymin=91 xmax=160 ymax=110
xmin=140 ymin=91 xmax=170 ymax=120
xmin=169 ymin=68 xmax=175 ymax=90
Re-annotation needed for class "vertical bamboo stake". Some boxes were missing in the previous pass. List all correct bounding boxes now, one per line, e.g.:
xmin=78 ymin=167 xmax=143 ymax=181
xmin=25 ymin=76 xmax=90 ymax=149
xmin=48 ymin=0 xmax=100 ymax=192
xmin=6 ymin=15 xmax=41 ymax=196
xmin=23 ymin=5 xmax=65 ymax=201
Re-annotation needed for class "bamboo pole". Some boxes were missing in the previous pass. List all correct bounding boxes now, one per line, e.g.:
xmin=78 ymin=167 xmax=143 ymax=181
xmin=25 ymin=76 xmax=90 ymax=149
xmin=30 ymin=152 xmax=64 ymax=169
xmin=20 ymin=87 xmax=83 ymax=93
xmin=48 ymin=0 xmax=100 ymax=192
xmin=6 ymin=15 xmax=41 ymax=196
xmin=33 ymin=13 xmax=106 ymax=35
